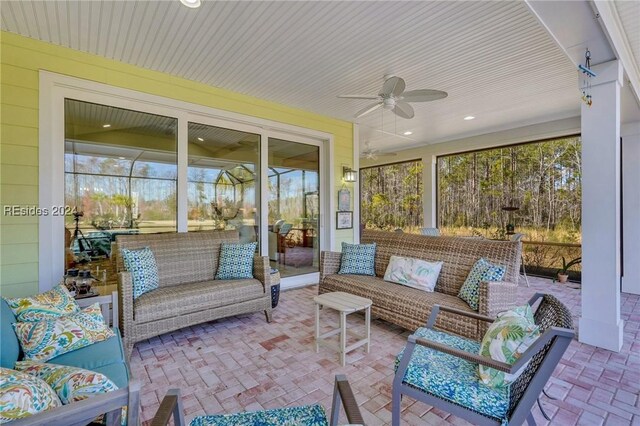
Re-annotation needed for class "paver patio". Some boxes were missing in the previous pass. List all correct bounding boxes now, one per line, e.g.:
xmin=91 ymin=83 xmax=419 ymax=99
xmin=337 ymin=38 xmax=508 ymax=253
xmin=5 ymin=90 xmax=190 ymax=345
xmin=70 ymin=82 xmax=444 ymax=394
xmin=130 ymin=276 xmax=640 ymax=425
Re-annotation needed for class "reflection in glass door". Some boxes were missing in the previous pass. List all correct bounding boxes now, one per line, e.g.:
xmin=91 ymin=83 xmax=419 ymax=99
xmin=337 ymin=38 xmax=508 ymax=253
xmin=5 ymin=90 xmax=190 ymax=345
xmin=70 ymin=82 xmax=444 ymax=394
xmin=187 ymin=123 xmax=260 ymax=245
xmin=268 ymin=138 xmax=320 ymax=277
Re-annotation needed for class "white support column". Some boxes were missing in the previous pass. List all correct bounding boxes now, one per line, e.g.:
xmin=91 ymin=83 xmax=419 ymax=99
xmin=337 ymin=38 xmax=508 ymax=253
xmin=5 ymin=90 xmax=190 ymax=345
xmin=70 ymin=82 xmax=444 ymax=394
xmin=622 ymin=122 xmax=640 ymax=295
xmin=423 ymin=155 xmax=437 ymax=228
xmin=579 ymin=60 xmax=624 ymax=352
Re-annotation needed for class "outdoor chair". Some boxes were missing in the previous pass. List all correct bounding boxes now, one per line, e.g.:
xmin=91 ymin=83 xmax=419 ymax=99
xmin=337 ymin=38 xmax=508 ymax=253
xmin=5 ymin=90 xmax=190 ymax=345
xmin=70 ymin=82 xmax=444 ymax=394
xmin=511 ymin=233 xmax=530 ymax=287
xmin=392 ymin=293 xmax=574 ymax=426
xmin=420 ymin=227 xmax=441 ymax=236
xmin=151 ymin=375 xmax=364 ymax=426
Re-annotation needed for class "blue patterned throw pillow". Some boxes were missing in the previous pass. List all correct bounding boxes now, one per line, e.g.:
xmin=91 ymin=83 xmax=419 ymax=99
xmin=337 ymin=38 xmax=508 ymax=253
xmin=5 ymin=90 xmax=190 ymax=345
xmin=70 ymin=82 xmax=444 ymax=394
xmin=458 ymin=258 xmax=506 ymax=311
xmin=121 ymin=247 xmax=159 ymax=299
xmin=215 ymin=242 xmax=257 ymax=280
xmin=338 ymin=242 xmax=376 ymax=276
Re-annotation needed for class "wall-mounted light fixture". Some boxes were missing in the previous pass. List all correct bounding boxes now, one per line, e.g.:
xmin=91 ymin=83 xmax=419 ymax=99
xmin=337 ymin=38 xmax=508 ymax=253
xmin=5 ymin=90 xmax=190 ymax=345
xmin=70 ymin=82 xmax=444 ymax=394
xmin=343 ymin=167 xmax=358 ymax=183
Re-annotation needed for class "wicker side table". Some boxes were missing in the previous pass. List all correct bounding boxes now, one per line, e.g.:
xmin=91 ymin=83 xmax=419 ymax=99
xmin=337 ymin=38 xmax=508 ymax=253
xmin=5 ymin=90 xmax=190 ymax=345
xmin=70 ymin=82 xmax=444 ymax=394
xmin=270 ymin=268 xmax=281 ymax=308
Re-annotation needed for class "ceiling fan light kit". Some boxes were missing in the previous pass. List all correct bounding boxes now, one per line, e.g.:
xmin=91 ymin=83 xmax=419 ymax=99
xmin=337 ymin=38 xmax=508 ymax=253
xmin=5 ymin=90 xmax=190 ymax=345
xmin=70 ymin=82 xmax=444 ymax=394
xmin=338 ymin=75 xmax=447 ymax=120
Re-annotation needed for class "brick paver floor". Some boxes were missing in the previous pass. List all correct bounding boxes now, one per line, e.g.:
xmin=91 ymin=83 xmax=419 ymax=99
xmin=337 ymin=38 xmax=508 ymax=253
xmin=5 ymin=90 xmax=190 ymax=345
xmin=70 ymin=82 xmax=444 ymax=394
xmin=130 ymin=276 xmax=640 ymax=425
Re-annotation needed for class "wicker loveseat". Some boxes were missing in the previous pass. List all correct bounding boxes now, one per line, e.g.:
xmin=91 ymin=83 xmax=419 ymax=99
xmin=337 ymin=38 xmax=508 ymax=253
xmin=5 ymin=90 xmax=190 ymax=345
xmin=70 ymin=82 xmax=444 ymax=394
xmin=319 ymin=230 xmax=521 ymax=340
xmin=114 ymin=231 xmax=272 ymax=355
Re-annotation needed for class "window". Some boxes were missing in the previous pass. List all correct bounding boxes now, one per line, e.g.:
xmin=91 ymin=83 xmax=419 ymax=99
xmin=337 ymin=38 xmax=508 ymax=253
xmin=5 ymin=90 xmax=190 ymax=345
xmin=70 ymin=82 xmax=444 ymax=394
xmin=360 ymin=160 xmax=423 ymax=233
xmin=65 ymin=99 xmax=177 ymax=260
xmin=437 ymin=136 xmax=582 ymax=278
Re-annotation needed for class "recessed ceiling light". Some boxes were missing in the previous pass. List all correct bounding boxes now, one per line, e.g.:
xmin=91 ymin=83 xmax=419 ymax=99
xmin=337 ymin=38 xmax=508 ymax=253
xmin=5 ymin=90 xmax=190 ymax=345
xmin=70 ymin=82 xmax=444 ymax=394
xmin=102 ymin=124 xmax=111 ymax=128
xmin=463 ymin=116 xmax=475 ymax=121
xmin=197 ymin=137 xmax=204 ymax=142
xmin=403 ymin=131 xmax=413 ymax=136
xmin=180 ymin=0 xmax=201 ymax=8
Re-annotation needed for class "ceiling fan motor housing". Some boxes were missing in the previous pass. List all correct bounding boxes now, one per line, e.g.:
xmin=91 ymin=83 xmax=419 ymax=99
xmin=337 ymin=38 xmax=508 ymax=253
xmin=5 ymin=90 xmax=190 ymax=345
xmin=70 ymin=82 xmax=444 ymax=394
xmin=383 ymin=98 xmax=396 ymax=109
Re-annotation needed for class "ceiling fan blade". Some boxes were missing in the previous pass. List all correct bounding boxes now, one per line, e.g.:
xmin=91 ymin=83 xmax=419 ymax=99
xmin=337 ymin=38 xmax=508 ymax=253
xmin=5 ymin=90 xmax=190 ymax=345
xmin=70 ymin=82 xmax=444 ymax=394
xmin=380 ymin=76 xmax=406 ymax=97
xmin=402 ymin=89 xmax=448 ymax=102
xmin=337 ymin=95 xmax=380 ymax=100
xmin=394 ymin=102 xmax=415 ymax=119
xmin=354 ymin=102 xmax=383 ymax=118
xmin=377 ymin=152 xmax=397 ymax=157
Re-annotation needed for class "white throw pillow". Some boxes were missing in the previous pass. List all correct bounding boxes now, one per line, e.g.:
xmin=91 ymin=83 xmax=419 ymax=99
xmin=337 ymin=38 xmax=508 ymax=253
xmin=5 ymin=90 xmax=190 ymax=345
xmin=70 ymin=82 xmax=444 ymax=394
xmin=383 ymin=255 xmax=443 ymax=292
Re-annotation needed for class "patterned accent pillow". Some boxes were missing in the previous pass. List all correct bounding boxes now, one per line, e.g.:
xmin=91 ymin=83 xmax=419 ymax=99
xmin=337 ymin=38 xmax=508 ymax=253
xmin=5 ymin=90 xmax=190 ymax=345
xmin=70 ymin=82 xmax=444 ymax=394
xmin=13 ymin=303 xmax=115 ymax=362
xmin=383 ymin=256 xmax=443 ymax=292
xmin=121 ymin=247 xmax=159 ymax=299
xmin=338 ymin=242 xmax=377 ymax=276
xmin=0 ymin=367 xmax=61 ymax=423
xmin=3 ymin=283 xmax=80 ymax=322
xmin=478 ymin=305 xmax=540 ymax=388
xmin=215 ymin=242 xmax=257 ymax=280
xmin=14 ymin=361 xmax=118 ymax=405
xmin=458 ymin=258 xmax=506 ymax=311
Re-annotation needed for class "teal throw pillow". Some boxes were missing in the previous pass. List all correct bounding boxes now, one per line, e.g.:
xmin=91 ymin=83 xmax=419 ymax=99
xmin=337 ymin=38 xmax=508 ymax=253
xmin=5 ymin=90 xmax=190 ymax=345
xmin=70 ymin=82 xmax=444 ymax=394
xmin=458 ymin=258 xmax=506 ymax=311
xmin=121 ymin=247 xmax=159 ymax=299
xmin=338 ymin=242 xmax=376 ymax=276
xmin=215 ymin=242 xmax=257 ymax=280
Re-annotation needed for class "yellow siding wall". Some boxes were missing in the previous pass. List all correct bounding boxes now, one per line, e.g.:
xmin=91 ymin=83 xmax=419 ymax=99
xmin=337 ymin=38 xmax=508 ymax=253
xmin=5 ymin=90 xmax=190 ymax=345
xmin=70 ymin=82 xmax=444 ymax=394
xmin=0 ymin=31 xmax=354 ymax=298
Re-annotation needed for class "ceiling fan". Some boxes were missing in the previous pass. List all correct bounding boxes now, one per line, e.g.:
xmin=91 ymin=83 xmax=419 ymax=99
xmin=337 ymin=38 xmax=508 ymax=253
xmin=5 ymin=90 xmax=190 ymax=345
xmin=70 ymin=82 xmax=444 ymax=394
xmin=360 ymin=141 xmax=398 ymax=160
xmin=339 ymin=75 xmax=447 ymax=119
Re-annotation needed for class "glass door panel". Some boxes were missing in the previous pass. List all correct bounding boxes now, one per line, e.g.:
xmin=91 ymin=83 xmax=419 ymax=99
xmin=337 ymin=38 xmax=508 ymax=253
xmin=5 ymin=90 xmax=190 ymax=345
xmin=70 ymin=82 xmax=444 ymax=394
xmin=268 ymin=138 xmax=320 ymax=277
xmin=187 ymin=123 xmax=260 ymax=245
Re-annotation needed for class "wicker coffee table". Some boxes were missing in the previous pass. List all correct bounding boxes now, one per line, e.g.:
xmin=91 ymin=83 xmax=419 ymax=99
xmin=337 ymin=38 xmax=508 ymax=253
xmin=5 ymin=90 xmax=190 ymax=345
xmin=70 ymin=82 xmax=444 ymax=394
xmin=313 ymin=291 xmax=372 ymax=366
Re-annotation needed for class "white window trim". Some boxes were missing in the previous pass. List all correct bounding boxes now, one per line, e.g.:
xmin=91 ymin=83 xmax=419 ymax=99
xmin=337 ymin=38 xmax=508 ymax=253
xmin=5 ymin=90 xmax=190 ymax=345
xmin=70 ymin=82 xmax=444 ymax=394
xmin=39 ymin=71 xmax=335 ymax=291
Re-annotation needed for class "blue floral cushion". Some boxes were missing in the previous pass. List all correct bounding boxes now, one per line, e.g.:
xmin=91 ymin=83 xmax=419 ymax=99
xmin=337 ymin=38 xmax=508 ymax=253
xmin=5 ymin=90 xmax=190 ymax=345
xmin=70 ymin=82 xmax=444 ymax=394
xmin=4 ymin=283 xmax=80 ymax=322
xmin=395 ymin=327 xmax=509 ymax=422
xmin=215 ymin=242 xmax=257 ymax=280
xmin=458 ymin=258 xmax=506 ymax=311
xmin=121 ymin=247 xmax=159 ymax=299
xmin=338 ymin=242 xmax=376 ymax=276
xmin=190 ymin=404 xmax=328 ymax=426
xmin=0 ymin=367 xmax=61 ymax=423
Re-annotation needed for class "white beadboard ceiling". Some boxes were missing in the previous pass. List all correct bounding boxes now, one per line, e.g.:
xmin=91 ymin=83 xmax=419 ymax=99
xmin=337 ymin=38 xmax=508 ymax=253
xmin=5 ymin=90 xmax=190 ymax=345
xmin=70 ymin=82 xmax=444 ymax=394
xmin=2 ymin=1 xmax=583 ymax=153
xmin=614 ymin=1 xmax=640 ymax=76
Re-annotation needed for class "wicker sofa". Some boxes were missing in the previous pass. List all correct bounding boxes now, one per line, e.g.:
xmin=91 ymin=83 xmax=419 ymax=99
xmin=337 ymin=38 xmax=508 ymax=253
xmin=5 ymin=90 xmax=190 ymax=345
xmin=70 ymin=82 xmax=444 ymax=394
xmin=319 ymin=230 xmax=521 ymax=340
xmin=114 ymin=231 xmax=272 ymax=355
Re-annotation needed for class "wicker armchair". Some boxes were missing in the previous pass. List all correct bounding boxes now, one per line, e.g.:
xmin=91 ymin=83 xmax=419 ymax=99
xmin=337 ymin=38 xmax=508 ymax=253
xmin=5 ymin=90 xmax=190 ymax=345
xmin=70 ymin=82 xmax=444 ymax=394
xmin=392 ymin=293 xmax=574 ymax=426
xmin=151 ymin=375 xmax=364 ymax=426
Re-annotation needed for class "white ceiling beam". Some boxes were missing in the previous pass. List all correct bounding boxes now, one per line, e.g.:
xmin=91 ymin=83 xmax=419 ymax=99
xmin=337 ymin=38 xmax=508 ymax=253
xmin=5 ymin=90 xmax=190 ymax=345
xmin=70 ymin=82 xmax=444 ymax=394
xmin=592 ymin=1 xmax=640 ymax=106
xmin=525 ymin=0 xmax=639 ymax=106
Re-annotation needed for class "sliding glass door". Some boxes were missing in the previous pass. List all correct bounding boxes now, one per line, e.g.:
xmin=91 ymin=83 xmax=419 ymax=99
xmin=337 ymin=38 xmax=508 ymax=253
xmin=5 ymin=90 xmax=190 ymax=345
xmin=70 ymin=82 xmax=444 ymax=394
xmin=268 ymin=138 xmax=320 ymax=278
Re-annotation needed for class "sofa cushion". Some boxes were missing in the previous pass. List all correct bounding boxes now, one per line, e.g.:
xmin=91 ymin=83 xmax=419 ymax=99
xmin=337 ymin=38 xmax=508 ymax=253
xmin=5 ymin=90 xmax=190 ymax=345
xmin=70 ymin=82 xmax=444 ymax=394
xmin=323 ymin=274 xmax=478 ymax=337
xmin=0 ymin=367 xmax=62 ymax=423
xmin=14 ymin=304 xmax=115 ymax=362
xmin=92 ymin=362 xmax=129 ymax=389
xmin=383 ymin=255 xmax=443 ymax=292
xmin=338 ymin=242 xmax=376 ymax=276
xmin=1 ymin=299 xmax=20 ymax=368
xmin=49 ymin=328 xmax=125 ymax=372
xmin=14 ymin=361 xmax=119 ymax=405
xmin=458 ymin=258 xmax=506 ymax=311
xmin=215 ymin=242 xmax=258 ymax=280
xmin=4 ymin=284 xmax=80 ymax=322
xmin=121 ymin=247 xmax=160 ymax=299
xmin=395 ymin=328 xmax=509 ymax=422
xmin=134 ymin=279 xmax=265 ymax=324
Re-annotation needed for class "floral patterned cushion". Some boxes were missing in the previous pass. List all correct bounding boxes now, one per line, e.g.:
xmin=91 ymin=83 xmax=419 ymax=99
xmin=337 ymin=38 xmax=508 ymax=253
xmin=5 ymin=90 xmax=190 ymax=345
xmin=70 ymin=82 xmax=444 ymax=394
xmin=0 ymin=367 xmax=61 ymax=423
xmin=215 ymin=242 xmax=258 ymax=280
xmin=478 ymin=305 xmax=540 ymax=389
xmin=13 ymin=303 xmax=115 ymax=362
xmin=189 ymin=404 xmax=328 ymax=426
xmin=383 ymin=255 xmax=443 ymax=292
xmin=14 ymin=361 xmax=118 ymax=404
xmin=458 ymin=258 xmax=506 ymax=311
xmin=121 ymin=247 xmax=160 ymax=299
xmin=395 ymin=327 xmax=509 ymax=422
xmin=3 ymin=284 xmax=80 ymax=322
xmin=338 ymin=242 xmax=376 ymax=276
